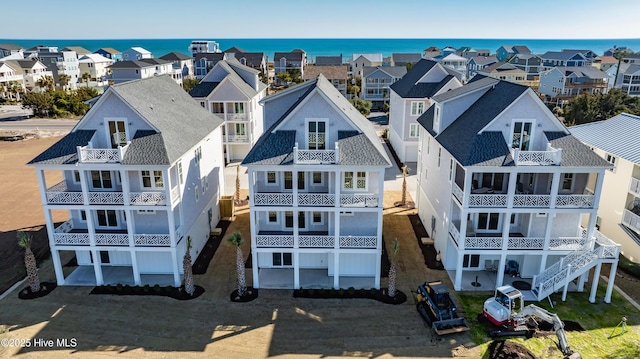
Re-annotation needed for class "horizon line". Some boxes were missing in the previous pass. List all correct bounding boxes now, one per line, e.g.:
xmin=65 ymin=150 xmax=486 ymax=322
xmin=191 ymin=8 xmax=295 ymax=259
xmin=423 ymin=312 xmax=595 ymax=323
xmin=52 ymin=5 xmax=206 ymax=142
xmin=2 ymin=37 xmax=640 ymax=41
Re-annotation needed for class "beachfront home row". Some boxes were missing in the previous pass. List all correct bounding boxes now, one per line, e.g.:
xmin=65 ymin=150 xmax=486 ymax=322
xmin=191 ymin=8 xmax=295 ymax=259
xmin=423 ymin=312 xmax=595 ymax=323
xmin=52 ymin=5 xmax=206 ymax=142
xmin=414 ymin=76 xmax=620 ymax=303
xmin=29 ymin=76 xmax=225 ymax=287
xmin=242 ymin=74 xmax=392 ymax=289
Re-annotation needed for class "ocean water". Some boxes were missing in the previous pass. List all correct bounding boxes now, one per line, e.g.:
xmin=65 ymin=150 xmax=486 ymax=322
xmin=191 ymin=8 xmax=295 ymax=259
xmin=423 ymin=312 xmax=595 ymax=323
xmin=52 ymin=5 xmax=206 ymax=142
xmin=2 ymin=38 xmax=640 ymax=61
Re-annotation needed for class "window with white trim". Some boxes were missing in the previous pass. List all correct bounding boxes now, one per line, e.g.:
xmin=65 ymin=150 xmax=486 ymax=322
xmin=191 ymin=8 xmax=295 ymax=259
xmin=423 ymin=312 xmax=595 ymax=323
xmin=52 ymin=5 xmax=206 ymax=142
xmin=437 ymin=148 xmax=442 ymax=167
xmin=511 ymin=121 xmax=532 ymax=150
xmin=194 ymin=146 xmax=202 ymax=164
xmin=272 ymin=252 xmax=292 ymax=266
xmin=284 ymin=172 xmax=293 ymax=189
xmin=477 ymin=213 xmax=500 ymax=231
xmin=449 ymin=159 xmax=454 ymax=181
xmin=141 ymin=170 xmax=164 ymax=188
xmin=79 ymin=210 xmax=87 ymax=222
xmin=307 ymin=120 xmax=326 ymax=150
xmin=561 ymin=173 xmax=574 ymax=191
xmin=235 ymin=123 xmax=246 ymax=136
xmin=312 ymin=211 xmax=323 ymax=224
xmin=409 ymin=123 xmax=419 ymax=138
xmin=178 ymin=162 xmax=183 ymax=185
xmin=266 ymin=171 xmax=277 ymax=185
xmin=343 ymin=171 xmax=366 ymax=190
xmin=138 ymin=209 xmax=156 ymax=214
xmin=268 ymin=211 xmax=278 ymax=223
xmin=285 ymin=211 xmax=293 ymax=228
xmin=73 ymin=170 xmax=81 ymax=184
xmin=312 ymin=172 xmax=323 ymax=185
xmin=195 ymin=186 xmax=199 ymax=202
xmin=91 ymin=170 xmax=113 ymax=189
xmin=411 ymin=101 xmax=425 ymax=116
xmin=201 ymin=178 xmax=205 ymax=194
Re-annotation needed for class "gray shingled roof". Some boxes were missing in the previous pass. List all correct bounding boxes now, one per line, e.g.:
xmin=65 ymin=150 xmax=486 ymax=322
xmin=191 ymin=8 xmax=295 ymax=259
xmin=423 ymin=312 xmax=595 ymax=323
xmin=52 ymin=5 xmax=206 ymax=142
xmin=243 ymin=74 xmax=390 ymax=167
xmin=469 ymin=56 xmax=498 ymax=66
xmin=28 ymin=130 xmax=96 ymax=165
xmin=159 ymin=52 xmax=192 ymax=61
xmin=544 ymin=132 xmax=611 ymax=167
xmin=555 ymin=66 xmax=608 ymax=79
xmin=195 ymin=52 xmax=225 ymax=62
xmin=315 ymin=55 xmax=342 ymax=66
xmin=432 ymin=76 xmax=498 ymax=103
xmin=274 ymin=51 xmax=305 ymax=61
xmin=0 ymin=43 xmax=24 ymax=51
xmin=363 ymin=66 xmax=407 ymax=78
xmin=189 ymin=82 xmax=220 ymax=98
xmin=30 ymin=76 xmax=223 ymax=166
xmin=303 ymin=65 xmax=347 ymax=80
xmin=540 ymin=50 xmax=586 ymax=61
xmin=391 ymin=53 xmax=422 ymax=64
xmin=108 ymin=60 xmax=156 ymax=69
xmin=390 ymin=59 xmax=458 ymax=99
xmin=570 ymin=113 xmax=640 ymax=165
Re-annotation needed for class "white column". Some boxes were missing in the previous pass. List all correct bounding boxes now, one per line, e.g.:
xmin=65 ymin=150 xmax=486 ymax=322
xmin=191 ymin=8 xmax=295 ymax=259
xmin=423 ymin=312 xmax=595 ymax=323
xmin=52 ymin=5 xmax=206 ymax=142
xmin=92 ymin=249 xmax=103 ymax=285
xmin=120 ymin=169 xmax=130 ymax=205
xmin=496 ymin=254 xmax=506 ymax=288
xmin=335 ymin=170 xmax=341 ymax=208
xmin=125 ymin=208 xmax=140 ymax=285
xmin=333 ymin=252 xmax=340 ymax=289
xmin=506 ymin=170 xmax=518 ymax=208
xmin=79 ymin=168 xmax=90 ymax=205
xmin=562 ymin=265 xmax=572 ymax=301
xmin=605 ymin=260 xmax=619 ymax=303
xmin=454 ymin=251 xmax=464 ymax=290
xmin=249 ymin=172 xmax=259 ymax=287
xmin=589 ymin=262 xmax=602 ymax=303
xmin=171 ymin=248 xmax=181 ymax=287
xmin=377 ymin=170 xmax=384 ymax=208
xmin=293 ymin=252 xmax=300 ymax=289
xmin=549 ymin=171 xmax=561 ymax=209
xmin=577 ymin=272 xmax=587 ymax=292
xmin=462 ymin=172 xmax=472 ymax=208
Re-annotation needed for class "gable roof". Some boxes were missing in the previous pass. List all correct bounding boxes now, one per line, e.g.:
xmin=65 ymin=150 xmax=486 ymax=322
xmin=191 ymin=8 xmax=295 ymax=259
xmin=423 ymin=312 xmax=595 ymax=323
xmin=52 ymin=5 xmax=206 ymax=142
xmin=390 ymin=59 xmax=457 ymax=99
xmin=570 ymin=113 xmax=640 ymax=165
xmin=189 ymin=59 xmax=264 ymax=99
xmin=107 ymin=60 xmax=160 ymax=69
xmin=0 ymin=43 xmax=24 ymax=51
xmin=159 ymin=52 xmax=192 ymax=61
xmin=391 ymin=53 xmax=422 ymax=64
xmin=540 ymin=50 xmax=586 ymax=61
xmin=552 ymin=66 xmax=608 ymax=79
xmin=363 ymin=65 xmax=407 ymax=78
xmin=303 ymin=64 xmax=347 ymax=80
xmin=315 ymin=55 xmax=343 ymax=66
xmin=351 ymin=53 xmax=383 ymax=63
xmin=62 ymin=46 xmax=92 ymax=55
xmin=469 ymin=56 xmax=498 ymax=66
xmin=195 ymin=52 xmax=225 ymax=62
xmin=479 ymin=62 xmax=525 ymax=74
xmin=243 ymin=74 xmax=390 ymax=167
xmin=223 ymin=47 xmax=247 ymax=53
xmin=275 ymin=51 xmax=305 ymax=61
xmin=30 ymin=76 xmax=223 ymax=166
xmin=432 ymin=76 xmax=499 ymax=103
xmin=127 ymin=47 xmax=151 ymax=54
xmin=78 ymin=53 xmax=113 ymax=63
xmin=512 ymin=46 xmax=531 ymax=54
xmin=96 ymin=47 xmax=121 ymax=55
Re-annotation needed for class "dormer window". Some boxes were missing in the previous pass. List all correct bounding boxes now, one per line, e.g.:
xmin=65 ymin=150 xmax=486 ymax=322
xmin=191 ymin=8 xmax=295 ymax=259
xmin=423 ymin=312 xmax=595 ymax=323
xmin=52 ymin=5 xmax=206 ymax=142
xmin=512 ymin=121 xmax=532 ymax=151
xmin=307 ymin=119 xmax=326 ymax=150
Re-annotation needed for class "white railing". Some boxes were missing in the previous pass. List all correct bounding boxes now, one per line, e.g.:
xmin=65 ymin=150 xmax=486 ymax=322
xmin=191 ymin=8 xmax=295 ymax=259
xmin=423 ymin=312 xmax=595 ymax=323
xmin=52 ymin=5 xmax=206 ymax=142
xmin=340 ymin=194 xmax=379 ymax=207
xmin=464 ymin=237 xmax=503 ymax=249
xmin=78 ymin=144 xmax=129 ymax=163
xmin=171 ymin=186 xmax=180 ymax=203
xmin=513 ymin=194 xmax=551 ymax=207
xmin=134 ymin=234 xmax=171 ymax=246
xmin=513 ymin=147 xmax=562 ymax=166
xmin=339 ymin=236 xmax=377 ymax=248
xmin=555 ymin=194 xmax=594 ymax=208
xmin=299 ymin=235 xmax=334 ymax=248
xmin=549 ymin=237 xmax=587 ymax=250
xmin=629 ymin=177 xmax=640 ymax=197
xmin=452 ymin=183 xmax=463 ymax=203
xmin=254 ymin=193 xmax=293 ymax=205
xmin=54 ymin=233 xmax=90 ymax=245
xmin=129 ymin=192 xmax=166 ymax=205
xmin=225 ymin=113 xmax=249 ymax=121
xmin=298 ymin=193 xmax=335 ymax=206
xmin=89 ymin=192 xmax=125 ymax=204
xmin=54 ymin=220 xmax=74 ymax=233
xmin=622 ymin=209 xmax=640 ymax=234
xmin=95 ymin=233 xmax=130 ymax=246
xmin=256 ymin=235 xmax=294 ymax=247
xmin=294 ymin=142 xmax=338 ymax=164
xmin=46 ymin=181 xmax=83 ymax=204
xmin=508 ymin=237 xmax=544 ymax=249
xmin=225 ymin=135 xmax=250 ymax=143
xmin=468 ymin=194 xmax=508 ymax=207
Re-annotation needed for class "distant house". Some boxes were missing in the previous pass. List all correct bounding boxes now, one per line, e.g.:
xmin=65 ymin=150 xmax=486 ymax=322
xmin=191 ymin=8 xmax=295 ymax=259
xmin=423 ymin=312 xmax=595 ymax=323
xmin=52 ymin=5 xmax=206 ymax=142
xmin=362 ymin=66 xmax=407 ymax=110
xmin=0 ymin=62 xmax=26 ymax=97
xmin=189 ymin=40 xmax=220 ymax=57
xmin=62 ymin=46 xmax=92 ymax=57
xmin=592 ymin=56 xmax=619 ymax=72
xmin=467 ymin=55 xmax=498 ymax=79
xmin=189 ymin=59 xmax=268 ymax=163
xmin=303 ymin=64 xmax=348 ymax=97
xmin=563 ymin=49 xmax=598 ymax=61
xmin=315 ymin=55 xmax=343 ymax=66
xmin=36 ymin=48 xmax=81 ymax=90
xmin=2 ymin=59 xmax=52 ymax=91
xmin=0 ymin=43 xmax=25 ymax=58
xmin=422 ymin=46 xmax=440 ymax=59
xmin=389 ymin=53 xmax=422 ymax=67
xmin=95 ymin=48 xmax=122 ymax=62
xmin=159 ymin=52 xmax=195 ymax=80
xmin=242 ymin=74 xmax=392 ymax=290
xmin=28 ymin=75 xmax=226 ymax=287
xmin=508 ymin=53 xmax=543 ymax=81
xmin=388 ymin=59 xmax=463 ymax=162
xmin=622 ymin=53 xmax=640 ymax=65
xmin=349 ymin=53 xmax=383 ymax=78
xmin=477 ymin=62 xmax=529 ymax=87
xmin=495 ymin=45 xmax=531 ymax=62
xmin=274 ymin=49 xmax=307 ymax=85
xmin=122 ymin=47 xmax=153 ymax=61
xmin=539 ymin=66 xmax=609 ymax=103
xmin=194 ymin=52 xmax=228 ymax=79
xmin=107 ymin=58 xmax=174 ymax=84
xmin=540 ymin=50 xmax=588 ymax=71
xmin=222 ymin=47 xmax=267 ymax=75
xmin=78 ymin=53 xmax=113 ymax=84
xmin=612 ymin=63 xmax=640 ymax=96
xmin=432 ymin=53 xmax=468 ymax=81
xmin=604 ymin=46 xmax=633 ymax=57
xmin=570 ymin=113 xmax=640 ymax=264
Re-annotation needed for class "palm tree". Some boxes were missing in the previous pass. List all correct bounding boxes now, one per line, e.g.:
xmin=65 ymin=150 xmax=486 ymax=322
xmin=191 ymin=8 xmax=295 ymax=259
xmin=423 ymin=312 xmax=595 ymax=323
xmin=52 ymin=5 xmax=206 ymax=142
xmin=235 ymin=165 xmax=241 ymax=206
xmin=81 ymin=72 xmax=92 ymax=87
xmin=37 ymin=75 xmax=54 ymax=92
xmin=17 ymin=231 xmax=40 ymax=293
xmin=387 ymin=238 xmax=400 ymax=298
xmin=226 ymin=231 xmax=247 ymax=297
xmin=401 ymin=165 xmax=408 ymax=206
xmin=57 ymin=73 xmax=71 ymax=92
xmin=183 ymin=236 xmax=195 ymax=296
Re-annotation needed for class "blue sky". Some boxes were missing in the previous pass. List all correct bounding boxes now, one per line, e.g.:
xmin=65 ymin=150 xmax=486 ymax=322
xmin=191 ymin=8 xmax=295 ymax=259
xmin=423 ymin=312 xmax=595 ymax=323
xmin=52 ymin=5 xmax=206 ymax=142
xmin=3 ymin=0 xmax=640 ymax=39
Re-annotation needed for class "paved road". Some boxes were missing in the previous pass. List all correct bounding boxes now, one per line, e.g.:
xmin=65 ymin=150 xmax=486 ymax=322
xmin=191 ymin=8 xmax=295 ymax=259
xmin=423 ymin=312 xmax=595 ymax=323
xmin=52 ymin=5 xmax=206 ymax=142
xmin=0 ymin=118 xmax=78 ymax=131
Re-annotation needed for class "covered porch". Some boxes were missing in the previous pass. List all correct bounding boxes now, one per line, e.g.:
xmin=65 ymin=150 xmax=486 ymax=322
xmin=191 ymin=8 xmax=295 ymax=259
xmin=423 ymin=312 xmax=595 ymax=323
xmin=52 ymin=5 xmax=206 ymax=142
xmin=257 ymin=268 xmax=376 ymax=289
xmin=63 ymin=265 xmax=178 ymax=287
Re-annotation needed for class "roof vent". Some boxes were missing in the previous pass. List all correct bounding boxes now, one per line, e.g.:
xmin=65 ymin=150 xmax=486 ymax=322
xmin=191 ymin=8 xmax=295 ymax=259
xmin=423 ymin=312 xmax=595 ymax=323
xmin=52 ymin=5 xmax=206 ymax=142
xmin=150 ymin=104 xmax=153 ymax=109
xmin=171 ymin=98 xmax=175 ymax=102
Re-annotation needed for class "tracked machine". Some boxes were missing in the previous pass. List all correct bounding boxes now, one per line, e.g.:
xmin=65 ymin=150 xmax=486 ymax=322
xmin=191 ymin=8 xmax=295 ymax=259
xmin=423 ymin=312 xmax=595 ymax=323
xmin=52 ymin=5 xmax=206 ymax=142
xmin=415 ymin=281 xmax=470 ymax=335
xmin=482 ymin=285 xmax=581 ymax=359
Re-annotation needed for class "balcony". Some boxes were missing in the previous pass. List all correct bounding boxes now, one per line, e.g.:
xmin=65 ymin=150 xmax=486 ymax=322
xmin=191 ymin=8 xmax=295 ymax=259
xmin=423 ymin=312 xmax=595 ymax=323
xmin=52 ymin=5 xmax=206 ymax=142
xmin=225 ymin=113 xmax=249 ymax=121
xmin=77 ymin=144 xmax=129 ymax=163
xmin=622 ymin=209 xmax=640 ymax=235
xmin=512 ymin=146 xmax=562 ymax=166
xmin=225 ymin=135 xmax=250 ymax=143
xmin=52 ymin=220 xmax=171 ymax=246
xmin=340 ymin=194 xmax=379 ymax=207
xmin=253 ymin=192 xmax=379 ymax=207
xmin=629 ymin=177 xmax=640 ymax=197
xmin=255 ymin=233 xmax=376 ymax=249
xmin=294 ymin=143 xmax=338 ymax=164
xmin=45 ymin=181 xmax=166 ymax=205
xmin=298 ymin=193 xmax=335 ymax=206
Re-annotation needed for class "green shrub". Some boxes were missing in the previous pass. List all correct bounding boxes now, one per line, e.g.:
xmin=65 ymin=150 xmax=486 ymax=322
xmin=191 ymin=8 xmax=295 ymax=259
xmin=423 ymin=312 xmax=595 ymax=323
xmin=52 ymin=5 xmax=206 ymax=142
xmin=338 ymin=288 xmax=345 ymax=296
xmin=619 ymin=255 xmax=640 ymax=278
xmin=115 ymin=283 xmax=123 ymax=291
xmin=348 ymin=287 xmax=356 ymax=295
xmin=153 ymin=284 xmax=161 ymax=293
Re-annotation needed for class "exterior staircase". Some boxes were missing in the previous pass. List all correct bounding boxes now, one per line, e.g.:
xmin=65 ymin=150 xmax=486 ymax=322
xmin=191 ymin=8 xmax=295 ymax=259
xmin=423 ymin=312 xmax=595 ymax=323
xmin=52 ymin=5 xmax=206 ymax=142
xmin=531 ymin=230 xmax=620 ymax=301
